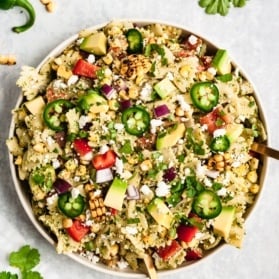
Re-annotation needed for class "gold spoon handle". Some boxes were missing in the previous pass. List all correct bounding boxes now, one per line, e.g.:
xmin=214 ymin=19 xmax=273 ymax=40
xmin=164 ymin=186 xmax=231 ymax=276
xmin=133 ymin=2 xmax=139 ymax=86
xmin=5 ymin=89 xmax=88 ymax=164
xmin=250 ymin=142 xmax=279 ymax=160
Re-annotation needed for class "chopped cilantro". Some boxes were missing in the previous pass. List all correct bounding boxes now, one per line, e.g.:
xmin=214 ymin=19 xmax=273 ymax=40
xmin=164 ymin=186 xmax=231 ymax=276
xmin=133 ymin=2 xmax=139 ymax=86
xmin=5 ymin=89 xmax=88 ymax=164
xmin=0 ymin=272 xmax=18 ymax=279
xmin=186 ymin=128 xmax=205 ymax=155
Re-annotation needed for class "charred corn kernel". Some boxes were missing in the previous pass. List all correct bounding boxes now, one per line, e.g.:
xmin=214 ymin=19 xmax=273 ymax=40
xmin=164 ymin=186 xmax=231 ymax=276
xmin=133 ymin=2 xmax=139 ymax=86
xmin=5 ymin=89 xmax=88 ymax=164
xmin=214 ymin=154 xmax=224 ymax=162
xmin=135 ymin=74 xmax=144 ymax=85
xmin=247 ymin=170 xmax=258 ymax=183
xmin=84 ymin=183 xmax=94 ymax=193
xmin=46 ymin=1 xmax=56 ymax=12
xmin=233 ymin=164 xmax=249 ymax=177
xmin=249 ymin=157 xmax=259 ymax=170
xmin=64 ymin=159 xmax=78 ymax=172
xmin=102 ymin=53 xmax=113 ymax=65
xmin=62 ymin=218 xmax=73 ymax=228
xmin=140 ymin=160 xmax=152 ymax=171
xmin=127 ymin=156 xmax=138 ymax=165
xmin=107 ymin=111 xmax=116 ymax=119
xmin=75 ymin=165 xmax=87 ymax=176
xmin=33 ymin=143 xmax=45 ymax=153
xmin=175 ymin=107 xmax=184 ymax=117
xmin=0 ymin=55 xmax=16 ymax=65
xmin=223 ymin=152 xmax=231 ymax=162
xmin=110 ymin=244 xmax=119 ymax=256
xmin=15 ymin=156 xmax=23 ymax=165
xmin=249 ymin=184 xmax=260 ymax=194
xmin=119 ymin=89 xmax=129 ymax=100
xmin=91 ymin=223 xmax=101 ymax=233
xmin=108 ymin=99 xmax=119 ymax=111
xmin=216 ymin=161 xmax=225 ymax=171
xmin=57 ymin=65 xmax=72 ymax=79
xmin=128 ymin=87 xmax=139 ymax=99
xmin=77 ymin=214 xmax=86 ymax=222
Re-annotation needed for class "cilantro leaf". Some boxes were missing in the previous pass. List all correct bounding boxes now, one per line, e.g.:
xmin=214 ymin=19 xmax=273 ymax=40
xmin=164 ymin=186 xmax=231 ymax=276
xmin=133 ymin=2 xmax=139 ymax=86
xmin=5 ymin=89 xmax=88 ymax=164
xmin=9 ymin=245 xmax=40 ymax=273
xmin=22 ymin=271 xmax=43 ymax=279
xmin=0 ymin=272 xmax=18 ymax=279
xmin=198 ymin=0 xmax=248 ymax=16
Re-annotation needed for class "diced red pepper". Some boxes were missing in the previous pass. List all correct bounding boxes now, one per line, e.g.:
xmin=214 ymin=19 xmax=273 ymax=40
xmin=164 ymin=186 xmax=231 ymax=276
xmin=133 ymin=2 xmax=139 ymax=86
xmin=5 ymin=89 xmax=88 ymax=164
xmin=66 ymin=220 xmax=90 ymax=242
xmin=110 ymin=207 xmax=118 ymax=216
xmin=200 ymin=107 xmax=231 ymax=134
xmin=92 ymin=150 xmax=116 ymax=170
xmin=185 ymin=248 xmax=203 ymax=261
xmin=72 ymin=59 xmax=99 ymax=79
xmin=177 ymin=224 xmax=198 ymax=243
xmin=73 ymin=138 xmax=93 ymax=160
xmin=157 ymin=240 xmax=182 ymax=261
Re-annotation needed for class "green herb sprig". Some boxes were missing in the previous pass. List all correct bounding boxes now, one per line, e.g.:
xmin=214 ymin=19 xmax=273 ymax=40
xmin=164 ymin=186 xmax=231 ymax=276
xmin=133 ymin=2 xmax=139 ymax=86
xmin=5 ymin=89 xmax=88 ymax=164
xmin=0 ymin=245 xmax=43 ymax=279
xmin=198 ymin=0 xmax=248 ymax=16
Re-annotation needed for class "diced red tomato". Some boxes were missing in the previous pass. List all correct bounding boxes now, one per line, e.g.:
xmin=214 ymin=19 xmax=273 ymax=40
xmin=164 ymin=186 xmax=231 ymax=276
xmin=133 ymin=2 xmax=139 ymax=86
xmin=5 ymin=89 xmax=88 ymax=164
xmin=157 ymin=240 xmax=182 ymax=261
xmin=73 ymin=138 xmax=93 ymax=160
xmin=177 ymin=224 xmax=198 ymax=243
xmin=110 ymin=208 xmax=118 ymax=216
xmin=66 ymin=220 xmax=90 ymax=242
xmin=185 ymin=248 xmax=203 ymax=261
xmin=200 ymin=107 xmax=231 ymax=134
xmin=72 ymin=59 xmax=99 ymax=79
xmin=92 ymin=150 xmax=116 ymax=170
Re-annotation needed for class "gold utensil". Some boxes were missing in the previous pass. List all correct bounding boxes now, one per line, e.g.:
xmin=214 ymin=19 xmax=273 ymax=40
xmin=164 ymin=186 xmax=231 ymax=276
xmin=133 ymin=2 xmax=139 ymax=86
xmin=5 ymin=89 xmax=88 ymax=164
xmin=250 ymin=142 xmax=279 ymax=160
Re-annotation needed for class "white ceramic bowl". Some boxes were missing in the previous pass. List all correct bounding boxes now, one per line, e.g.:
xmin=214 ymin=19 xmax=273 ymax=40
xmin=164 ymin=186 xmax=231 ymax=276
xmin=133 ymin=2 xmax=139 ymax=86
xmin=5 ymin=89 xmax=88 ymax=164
xmin=8 ymin=19 xmax=269 ymax=278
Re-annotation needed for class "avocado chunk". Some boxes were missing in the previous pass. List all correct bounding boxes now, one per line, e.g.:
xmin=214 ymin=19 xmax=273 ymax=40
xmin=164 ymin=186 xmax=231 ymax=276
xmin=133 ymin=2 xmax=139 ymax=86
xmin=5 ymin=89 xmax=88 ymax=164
xmin=156 ymin=123 xmax=186 ymax=150
xmin=154 ymin=78 xmax=178 ymax=99
xmin=213 ymin=206 xmax=235 ymax=239
xmin=80 ymin=32 xmax=107 ymax=56
xmin=226 ymin=123 xmax=243 ymax=143
xmin=212 ymin=49 xmax=231 ymax=75
xmin=77 ymin=90 xmax=108 ymax=113
xmin=147 ymin=198 xmax=174 ymax=228
xmin=104 ymin=177 xmax=128 ymax=211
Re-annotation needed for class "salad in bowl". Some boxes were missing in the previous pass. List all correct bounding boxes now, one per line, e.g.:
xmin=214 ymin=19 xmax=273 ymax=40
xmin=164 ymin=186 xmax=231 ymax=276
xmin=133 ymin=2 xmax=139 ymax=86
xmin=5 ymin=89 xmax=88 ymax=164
xmin=7 ymin=20 xmax=268 ymax=278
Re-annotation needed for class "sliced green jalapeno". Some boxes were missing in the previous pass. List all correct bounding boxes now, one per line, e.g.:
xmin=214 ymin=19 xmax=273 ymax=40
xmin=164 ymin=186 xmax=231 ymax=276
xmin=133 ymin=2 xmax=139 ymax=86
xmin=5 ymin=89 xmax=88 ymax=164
xmin=126 ymin=28 xmax=143 ymax=54
xmin=43 ymin=99 xmax=73 ymax=132
xmin=210 ymin=135 xmax=230 ymax=152
xmin=58 ymin=192 xmax=85 ymax=218
xmin=190 ymin=81 xmax=219 ymax=112
xmin=192 ymin=190 xmax=222 ymax=219
xmin=121 ymin=106 xmax=150 ymax=136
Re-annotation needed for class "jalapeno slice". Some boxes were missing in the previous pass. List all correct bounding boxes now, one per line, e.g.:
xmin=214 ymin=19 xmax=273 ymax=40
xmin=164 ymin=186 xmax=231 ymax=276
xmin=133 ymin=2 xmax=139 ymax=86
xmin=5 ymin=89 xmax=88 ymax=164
xmin=121 ymin=106 xmax=150 ymax=136
xmin=58 ymin=192 xmax=85 ymax=218
xmin=126 ymin=28 xmax=143 ymax=54
xmin=192 ymin=190 xmax=222 ymax=219
xmin=190 ymin=82 xmax=219 ymax=112
xmin=43 ymin=99 xmax=74 ymax=131
xmin=210 ymin=135 xmax=230 ymax=152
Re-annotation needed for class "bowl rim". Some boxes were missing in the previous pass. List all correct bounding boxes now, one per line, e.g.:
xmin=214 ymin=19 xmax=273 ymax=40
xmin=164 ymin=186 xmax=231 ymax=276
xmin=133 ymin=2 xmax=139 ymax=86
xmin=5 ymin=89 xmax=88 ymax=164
xmin=8 ymin=18 xmax=270 ymax=278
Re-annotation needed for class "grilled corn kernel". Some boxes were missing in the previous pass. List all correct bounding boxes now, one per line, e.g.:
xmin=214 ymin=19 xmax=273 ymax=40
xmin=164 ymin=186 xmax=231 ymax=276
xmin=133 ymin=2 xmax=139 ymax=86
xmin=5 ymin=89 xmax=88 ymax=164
xmin=249 ymin=158 xmax=259 ymax=170
xmin=119 ymin=89 xmax=129 ymax=100
xmin=247 ymin=170 xmax=258 ymax=183
xmin=108 ymin=99 xmax=119 ymax=111
xmin=46 ymin=1 xmax=56 ymax=13
xmin=62 ymin=218 xmax=73 ymax=229
xmin=128 ymin=87 xmax=139 ymax=99
xmin=84 ymin=183 xmax=94 ymax=193
xmin=175 ymin=107 xmax=185 ymax=117
xmin=179 ymin=65 xmax=190 ymax=77
xmin=249 ymin=184 xmax=260 ymax=194
xmin=102 ymin=53 xmax=113 ymax=65
xmin=213 ymin=154 xmax=224 ymax=162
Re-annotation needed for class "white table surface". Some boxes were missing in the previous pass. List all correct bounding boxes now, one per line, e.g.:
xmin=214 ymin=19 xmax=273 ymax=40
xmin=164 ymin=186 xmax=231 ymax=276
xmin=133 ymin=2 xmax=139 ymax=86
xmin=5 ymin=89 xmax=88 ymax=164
xmin=1 ymin=1 xmax=279 ymax=278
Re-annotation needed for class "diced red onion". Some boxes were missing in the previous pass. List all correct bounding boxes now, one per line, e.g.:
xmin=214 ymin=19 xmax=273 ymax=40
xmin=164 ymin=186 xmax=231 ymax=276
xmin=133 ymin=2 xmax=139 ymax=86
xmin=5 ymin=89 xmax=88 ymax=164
xmin=96 ymin=168 xmax=113 ymax=183
xmin=120 ymin=99 xmax=131 ymax=111
xmin=154 ymin=104 xmax=170 ymax=118
xmin=126 ymin=185 xmax=140 ymax=200
xmin=101 ymin=84 xmax=116 ymax=99
xmin=163 ymin=167 xmax=177 ymax=182
xmin=53 ymin=178 xmax=72 ymax=194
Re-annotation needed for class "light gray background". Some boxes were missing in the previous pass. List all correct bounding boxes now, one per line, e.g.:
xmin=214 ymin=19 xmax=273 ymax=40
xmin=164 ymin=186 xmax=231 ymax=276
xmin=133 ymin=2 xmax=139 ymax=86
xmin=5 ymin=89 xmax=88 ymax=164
xmin=1 ymin=1 xmax=279 ymax=278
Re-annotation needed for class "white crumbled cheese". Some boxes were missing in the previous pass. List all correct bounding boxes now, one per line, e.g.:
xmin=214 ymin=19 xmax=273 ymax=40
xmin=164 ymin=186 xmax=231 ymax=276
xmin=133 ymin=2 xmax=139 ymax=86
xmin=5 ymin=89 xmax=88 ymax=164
xmin=53 ymin=79 xmax=67 ymax=89
xmin=207 ymin=67 xmax=217 ymax=76
xmin=140 ymin=83 xmax=153 ymax=101
xmin=46 ymin=193 xmax=58 ymax=211
xmin=45 ymin=136 xmax=55 ymax=146
xmin=73 ymin=176 xmax=80 ymax=182
xmin=67 ymin=75 xmax=79 ymax=86
xmin=201 ymin=124 xmax=208 ymax=132
xmin=94 ymin=189 xmax=102 ymax=197
xmin=140 ymin=185 xmax=152 ymax=195
xmin=188 ymin=34 xmax=198 ymax=45
xmin=115 ymin=157 xmax=124 ymax=176
xmin=166 ymin=72 xmax=174 ymax=81
xmin=176 ymin=95 xmax=191 ymax=111
xmin=217 ymin=187 xmax=227 ymax=196
xmin=177 ymin=139 xmax=184 ymax=144
xmin=99 ymin=144 xmax=110 ymax=154
xmin=114 ymin=123 xmax=124 ymax=131
xmin=194 ymin=232 xmax=204 ymax=240
xmin=155 ymin=181 xmax=171 ymax=197
xmin=196 ymin=161 xmax=206 ymax=179
xmin=78 ymin=115 xmax=91 ymax=129
xmin=213 ymin=128 xmax=226 ymax=138
xmin=81 ymin=251 xmax=100 ymax=264
xmin=203 ymin=177 xmax=213 ymax=187
xmin=125 ymin=226 xmax=138 ymax=235
xmin=71 ymin=187 xmax=80 ymax=199
xmin=52 ymin=159 xmax=61 ymax=169
xmin=96 ymin=168 xmax=113 ymax=183
xmin=204 ymin=169 xmax=220 ymax=179
xmin=184 ymin=168 xmax=191 ymax=176
xmin=238 ymin=115 xmax=246 ymax=122
xmin=87 ymin=54 xmax=96 ymax=64
xmin=150 ymin=119 xmax=163 ymax=133
xmin=104 ymin=68 xmax=112 ymax=77
xmin=117 ymin=259 xmax=129 ymax=270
